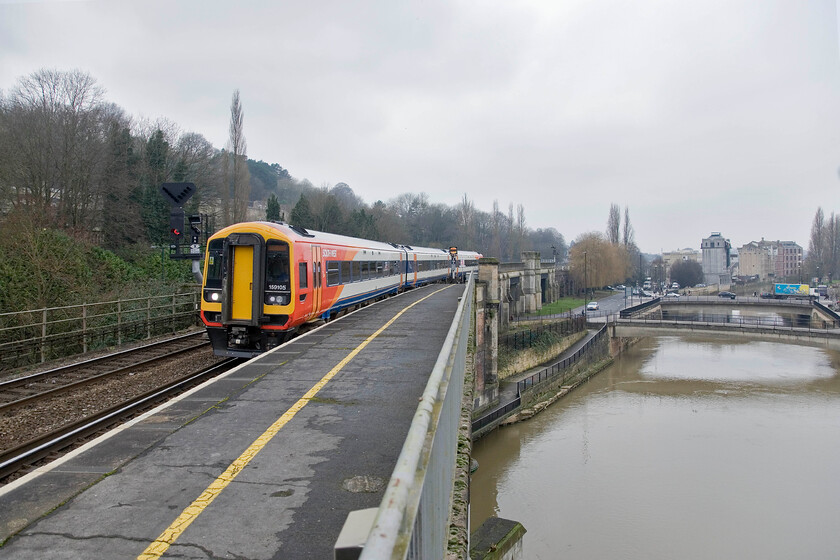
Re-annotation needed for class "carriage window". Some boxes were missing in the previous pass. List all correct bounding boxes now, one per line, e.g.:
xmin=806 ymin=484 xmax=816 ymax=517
xmin=341 ymin=261 xmax=351 ymax=283
xmin=352 ymin=261 xmax=361 ymax=281
xmin=377 ymin=261 xmax=384 ymax=277
xmin=299 ymin=262 xmax=308 ymax=289
xmin=265 ymin=240 xmax=291 ymax=305
xmin=205 ymin=239 xmax=224 ymax=289
xmin=327 ymin=261 xmax=340 ymax=286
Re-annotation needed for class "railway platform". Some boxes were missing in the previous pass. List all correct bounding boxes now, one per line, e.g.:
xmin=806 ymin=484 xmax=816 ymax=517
xmin=0 ymin=283 xmax=464 ymax=559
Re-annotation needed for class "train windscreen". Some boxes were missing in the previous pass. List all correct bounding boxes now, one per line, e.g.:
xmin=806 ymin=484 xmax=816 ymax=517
xmin=204 ymin=239 xmax=224 ymax=301
xmin=265 ymin=240 xmax=291 ymax=305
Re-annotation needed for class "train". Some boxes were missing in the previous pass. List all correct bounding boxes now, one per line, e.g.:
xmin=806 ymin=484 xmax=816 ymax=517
xmin=199 ymin=221 xmax=481 ymax=357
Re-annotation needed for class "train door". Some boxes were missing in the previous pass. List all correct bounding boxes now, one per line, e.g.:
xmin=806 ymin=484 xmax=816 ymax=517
xmin=223 ymin=233 xmax=264 ymax=325
xmin=413 ymin=253 xmax=418 ymax=286
xmin=311 ymin=245 xmax=323 ymax=319
xmin=399 ymin=252 xmax=404 ymax=288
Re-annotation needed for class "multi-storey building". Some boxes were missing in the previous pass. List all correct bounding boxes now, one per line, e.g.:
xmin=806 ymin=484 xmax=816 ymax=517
xmin=775 ymin=241 xmax=803 ymax=280
xmin=736 ymin=239 xmax=802 ymax=281
xmin=701 ymin=232 xmax=731 ymax=286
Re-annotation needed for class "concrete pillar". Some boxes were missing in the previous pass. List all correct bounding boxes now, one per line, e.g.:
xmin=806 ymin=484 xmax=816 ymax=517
xmin=520 ymin=251 xmax=540 ymax=313
xmin=470 ymin=517 xmax=527 ymax=560
xmin=475 ymin=258 xmax=500 ymax=410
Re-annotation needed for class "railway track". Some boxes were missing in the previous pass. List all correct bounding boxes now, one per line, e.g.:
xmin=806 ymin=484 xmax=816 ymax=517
xmin=0 ymin=358 xmax=240 ymax=482
xmin=0 ymin=331 xmax=209 ymax=411
xmin=0 ymin=331 xmax=238 ymax=484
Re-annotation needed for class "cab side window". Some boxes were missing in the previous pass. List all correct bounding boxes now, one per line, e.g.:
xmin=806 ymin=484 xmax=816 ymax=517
xmin=299 ymin=262 xmax=308 ymax=289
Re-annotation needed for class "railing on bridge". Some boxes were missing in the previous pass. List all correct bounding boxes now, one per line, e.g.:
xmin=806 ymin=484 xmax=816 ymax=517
xmin=0 ymin=292 xmax=200 ymax=371
xmin=360 ymin=274 xmax=474 ymax=560
xmin=620 ymin=312 xmax=839 ymax=331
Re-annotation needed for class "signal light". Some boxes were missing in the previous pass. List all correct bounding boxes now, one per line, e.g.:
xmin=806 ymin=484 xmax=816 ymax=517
xmin=169 ymin=208 xmax=185 ymax=240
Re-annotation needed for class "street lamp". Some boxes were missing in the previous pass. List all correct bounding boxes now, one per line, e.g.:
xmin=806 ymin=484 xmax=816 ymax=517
xmin=583 ymin=250 xmax=588 ymax=307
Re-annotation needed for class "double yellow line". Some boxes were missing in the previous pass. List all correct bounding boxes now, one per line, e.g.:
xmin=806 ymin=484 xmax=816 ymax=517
xmin=138 ymin=286 xmax=451 ymax=559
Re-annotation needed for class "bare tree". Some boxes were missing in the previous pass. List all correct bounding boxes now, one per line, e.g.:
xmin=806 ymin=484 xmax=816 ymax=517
xmin=622 ymin=205 xmax=634 ymax=246
xmin=606 ymin=203 xmax=620 ymax=244
xmin=1 ymin=69 xmax=108 ymax=229
xmin=808 ymin=207 xmax=826 ymax=277
xmin=457 ymin=194 xmax=475 ymax=248
xmin=224 ymin=89 xmax=249 ymax=225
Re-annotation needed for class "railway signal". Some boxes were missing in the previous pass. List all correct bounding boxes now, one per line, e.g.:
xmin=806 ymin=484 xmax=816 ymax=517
xmin=169 ymin=208 xmax=185 ymax=241
xmin=189 ymin=215 xmax=202 ymax=244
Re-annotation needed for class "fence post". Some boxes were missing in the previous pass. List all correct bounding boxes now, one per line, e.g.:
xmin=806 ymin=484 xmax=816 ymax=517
xmin=147 ymin=296 xmax=152 ymax=339
xmin=41 ymin=308 xmax=47 ymax=363
xmin=83 ymin=303 xmax=88 ymax=354
xmin=117 ymin=299 xmax=122 ymax=346
xmin=172 ymin=294 xmax=176 ymax=333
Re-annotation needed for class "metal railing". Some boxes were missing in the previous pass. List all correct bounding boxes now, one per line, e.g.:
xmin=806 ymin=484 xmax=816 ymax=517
xmin=620 ymin=312 xmax=839 ymax=331
xmin=360 ymin=274 xmax=474 ymax=560
xmin=499 ymin=316 xmax=586 ymax=350
xmin=516 ymin=325 xmax=608 ymax=395
xmin=0 ymin=292 xmax=200 ymax=370
xmin=471 ymin=396 xmax=521 ymax=433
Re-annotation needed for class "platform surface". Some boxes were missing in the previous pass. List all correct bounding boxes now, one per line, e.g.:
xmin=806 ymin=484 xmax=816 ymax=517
xmin=0 ymin=283 xmax=464 ymax=559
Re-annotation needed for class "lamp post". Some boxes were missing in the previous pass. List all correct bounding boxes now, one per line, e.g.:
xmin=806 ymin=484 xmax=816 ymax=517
xmin=583 ymin=250 xmax=588 ymax=307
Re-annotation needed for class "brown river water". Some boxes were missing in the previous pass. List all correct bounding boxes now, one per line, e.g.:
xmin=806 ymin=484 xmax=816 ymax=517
xmin=470 ymin=335 xmax=840 ymax=559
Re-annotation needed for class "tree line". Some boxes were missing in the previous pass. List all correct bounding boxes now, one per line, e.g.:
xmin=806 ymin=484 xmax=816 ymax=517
xmin=807 ymin=207 xmax=840 ymax=283
xmin=566 ymin=204 xmax=642 ymax=294
xmin=0 ymin=68 xmax=571 ymax=312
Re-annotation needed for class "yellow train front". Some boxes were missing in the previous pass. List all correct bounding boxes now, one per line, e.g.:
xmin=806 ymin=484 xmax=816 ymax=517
xmin=200 ymin=221 xmax=459 ymax=357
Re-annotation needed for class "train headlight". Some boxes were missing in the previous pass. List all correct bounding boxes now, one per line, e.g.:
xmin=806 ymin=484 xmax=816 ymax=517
xmin=210 ymin=292 xmax=219 ymax=301
xmin=269 ymin=295 xmax=276 ymax=303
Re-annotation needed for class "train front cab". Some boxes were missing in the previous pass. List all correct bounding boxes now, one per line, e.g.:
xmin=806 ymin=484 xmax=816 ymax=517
xmin=202 ymin=229 xmax=301 ymax=357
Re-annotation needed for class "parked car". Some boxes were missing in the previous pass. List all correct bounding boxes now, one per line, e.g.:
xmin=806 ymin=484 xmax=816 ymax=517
xmin=586 ymin=301 xmax=599 ymax=311
xmin=718 ymin=291 xmax=736 ymax=299
xmin=641 ymin=290 xmax=654 ymax=297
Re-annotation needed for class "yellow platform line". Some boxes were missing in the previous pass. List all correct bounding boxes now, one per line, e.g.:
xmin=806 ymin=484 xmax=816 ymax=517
xmin=138 ymin=285 xmax=451 ymax=559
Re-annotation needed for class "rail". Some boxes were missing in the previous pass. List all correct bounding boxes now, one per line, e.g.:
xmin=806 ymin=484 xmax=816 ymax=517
xmin=0 ymin=291 xmax=200 ymax=370
xmin=360 ymin=274 xmax=474 ymax=560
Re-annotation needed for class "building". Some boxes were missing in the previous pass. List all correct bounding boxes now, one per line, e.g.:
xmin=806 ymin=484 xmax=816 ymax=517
xmin=775 ymin=241 xmax=803 ymax=280
xmin=662 ymin=248 xmax=701 ymax=282
xmin=701 ymin=232 xmax=731 ymax=286
xmin=737 ymin=239 xmax=803 ymax=281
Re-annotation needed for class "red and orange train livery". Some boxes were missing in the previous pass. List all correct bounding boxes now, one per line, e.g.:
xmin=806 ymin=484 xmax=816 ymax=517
xmin=200 ymin=221 xmax=480 ymax=357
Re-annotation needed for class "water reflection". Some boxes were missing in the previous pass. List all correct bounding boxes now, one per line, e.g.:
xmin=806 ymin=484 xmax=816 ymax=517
xmin=471 ymin=335 xmax=840 ymax=560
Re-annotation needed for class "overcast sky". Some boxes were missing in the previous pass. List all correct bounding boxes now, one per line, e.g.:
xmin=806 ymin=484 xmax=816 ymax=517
xmin=2 ymin=0 xmax=839 ymax=254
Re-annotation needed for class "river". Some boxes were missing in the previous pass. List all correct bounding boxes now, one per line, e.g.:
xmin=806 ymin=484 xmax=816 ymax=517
xmin=470 ymin=335 xmax=840 ymax=559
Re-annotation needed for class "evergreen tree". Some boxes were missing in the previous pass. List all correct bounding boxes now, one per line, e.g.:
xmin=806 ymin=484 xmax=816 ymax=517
xmin=266 ymin=194 xmax=281 ymax=221
xmin=290 ymin=194 xmax=314 ymax=228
